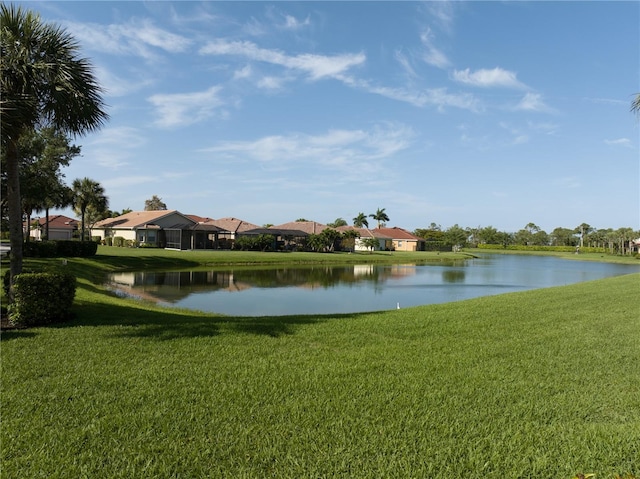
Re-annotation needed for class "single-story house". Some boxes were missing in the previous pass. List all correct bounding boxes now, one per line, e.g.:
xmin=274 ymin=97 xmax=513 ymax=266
xmin=91 ymin=210 xmax=225 ymax=250
xmin=29 ymin=215 xmax=78 ymax=241
xmin=336 ymin=226 xmax=392 ymax=251
xmin=268 ymin=220 xmax=330 ymax=250
xmin=372 ymin=227 xmax=426 ymax=251
xmin=206 ymin=217 xmax=262 ymax=249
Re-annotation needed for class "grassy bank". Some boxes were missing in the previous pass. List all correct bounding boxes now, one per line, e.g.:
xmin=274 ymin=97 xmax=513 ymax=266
xmin=1 ymin=249 xmax=639 ymax=477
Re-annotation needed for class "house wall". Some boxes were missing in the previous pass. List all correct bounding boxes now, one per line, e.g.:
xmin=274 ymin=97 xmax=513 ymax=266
xmin=30 ymin=228 xmax=75 ymax=241
xmin=393 ymin=240 xmax=417 ymax=252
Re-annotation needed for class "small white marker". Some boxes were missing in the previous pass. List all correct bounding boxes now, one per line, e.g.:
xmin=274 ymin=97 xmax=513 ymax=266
xmin=397 ymin=302 xmax=400 ymax=309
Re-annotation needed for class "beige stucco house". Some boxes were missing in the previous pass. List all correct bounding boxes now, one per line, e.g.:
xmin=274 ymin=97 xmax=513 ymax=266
xmin=91 ymin=210 xmax=223 ymax=250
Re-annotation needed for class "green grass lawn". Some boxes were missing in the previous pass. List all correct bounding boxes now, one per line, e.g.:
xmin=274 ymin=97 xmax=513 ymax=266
xmin=1 ymin=249 xmax=639 ymax=478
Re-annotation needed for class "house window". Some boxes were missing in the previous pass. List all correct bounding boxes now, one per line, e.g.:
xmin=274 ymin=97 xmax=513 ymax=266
xmin=147 ymin=231 xmax=156 ymax=243
xmin=398 ymin=241 xmax=403 ymax=247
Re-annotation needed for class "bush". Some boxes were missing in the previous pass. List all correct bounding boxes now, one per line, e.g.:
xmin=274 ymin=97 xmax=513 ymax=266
xmin=113 ymin=237 xmax=125 ymax=247
xmin=8 ymin=270 xmax=76 ymax=327
xmin=22 ymin=240 xmax=98 ymax=258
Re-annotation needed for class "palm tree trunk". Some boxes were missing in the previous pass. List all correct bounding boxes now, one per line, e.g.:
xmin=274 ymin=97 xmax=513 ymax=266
xmin=45 ymin=207 xmax=50 ymax=240
xmin=5 ymin=139 xmax=24 ymax=291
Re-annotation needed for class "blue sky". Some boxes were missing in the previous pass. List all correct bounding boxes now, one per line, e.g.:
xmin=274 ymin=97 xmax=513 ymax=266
xmin=28 ymin=1 xmax=639 ymax=233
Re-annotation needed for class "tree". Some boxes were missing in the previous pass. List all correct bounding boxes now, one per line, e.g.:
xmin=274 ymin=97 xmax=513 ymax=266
xmin=353 ymin=212 xmax=369 ymax=228
xmin=5 ymin=127 xmax=80 ymax=241
xmin=72 ymin=178 xmax=108 ymax=241
xmin=444 ymin=224 xmax=468 ymax=249
xmin=575 ymin=223 xmax=593 ymax=248
xmin=632 ymin=93 xmax=640 ymax=115
xmin=360 ymin=237 xmax=380 ymax=252
xmin=1 ymin=4 xmax=108 ymax=283
xmin=340 ymin=229 xmax=360 ymax=252
xmin=369 ymin=208 xmax=389 ymax=228
xmin=327 ymin=217 xmax=347 ymax=228
xmin=144 ymin=195 xmax=167 ymax=211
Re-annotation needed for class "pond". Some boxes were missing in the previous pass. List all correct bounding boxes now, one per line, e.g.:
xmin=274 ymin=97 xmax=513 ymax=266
xmin=106 ymin=254 xmax=639 ymax=316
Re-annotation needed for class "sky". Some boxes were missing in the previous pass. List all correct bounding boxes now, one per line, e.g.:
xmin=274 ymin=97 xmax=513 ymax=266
xmin=24 ymin=1 xmax=640 ymax=233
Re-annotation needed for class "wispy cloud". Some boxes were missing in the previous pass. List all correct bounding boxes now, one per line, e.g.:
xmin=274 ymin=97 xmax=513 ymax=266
xmin=199 ymin=124 xmax=414 ymax=175
xmin=420 ymin=28 xmax=451 ymax=69
xmin=63 ymin=19 xmax=191 ymax=61
xmin=605 ymin=138 xmax=632 ymax=148
xmin=425 ymin=1 xmax=456 ymax=33
xmin=87 ymin=126 xmax=147 ymax=169
xmin=148 ymin=86 xmax=225 ymax=128
xmin=515 ymin=92 xmax=553 ymax=113
xmin=281 ymin=14 xmax=311 ymax=30
xmin=453 ymin=67 xmax=527 ymax=89
xmin=200 ymin=39 xmax=365 ymax=80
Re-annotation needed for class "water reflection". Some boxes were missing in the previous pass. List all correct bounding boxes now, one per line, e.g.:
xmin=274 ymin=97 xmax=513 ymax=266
xmin=106 ymin=256 xmax=638 ymax=316
xmin=109 ymin=264 xmax=421 ymax=304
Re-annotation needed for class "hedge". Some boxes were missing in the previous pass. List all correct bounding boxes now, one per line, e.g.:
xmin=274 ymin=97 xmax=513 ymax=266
xmin=476 ymin=244 xmax=606 ymax=253
xmin=8 ymin=271 xmax=76 ymax=327
xmin=23 ymin=240 xmax=98 ymax=258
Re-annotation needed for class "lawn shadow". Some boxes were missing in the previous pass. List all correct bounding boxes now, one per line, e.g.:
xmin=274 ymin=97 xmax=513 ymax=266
xmin=55 ymin=297 xmax=332 ymax=341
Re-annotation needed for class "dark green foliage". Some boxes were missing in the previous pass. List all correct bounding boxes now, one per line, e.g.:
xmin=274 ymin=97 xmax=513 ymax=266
xmin=477 ymin=244 xmax=606 ymax=253
xmin=235 ymin=234 xmax=275 ymax=251
xmin=22 ymin=240 xmax=98 ymax=258
xmin=8 ymin=270 xmax=76 ymax=326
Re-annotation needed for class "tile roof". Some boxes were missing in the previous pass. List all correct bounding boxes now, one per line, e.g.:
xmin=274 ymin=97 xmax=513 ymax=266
xmin=208 ymin=217 xmax=261 ymax=233
xmin=373 ymin=227 xmax=423 ymax=241
xmin=93 ymin=210 xmax=187 ymax=229
xmin=270 ymin=221 xmax=329 ymax=235
xmin=336 ymin=226 xmax=392 ymax=239
xmin=33 ymin=215 xmax=78 ymax=229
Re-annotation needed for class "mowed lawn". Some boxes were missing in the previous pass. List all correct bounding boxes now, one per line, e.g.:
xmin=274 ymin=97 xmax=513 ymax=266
xmin=1 ymin=250 xmax=639 ymax=478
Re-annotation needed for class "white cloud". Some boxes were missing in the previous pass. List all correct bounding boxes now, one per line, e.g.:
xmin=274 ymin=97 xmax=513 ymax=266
xmin=257 ymin=76 xmax=288 ymax=90
xmin=453 ymin=67 xmax=527 ymax=89
xmin=90 ymin=126 xmax=147 ymax=148
xmin=64 ymin=19 xmax=191 ymax=61
xmin=200 ymin=39 xmax=365 ymax=81
xmin=95 ymin=66 xmax=153 ymax=98
xmin=604 ymin=138 xmax=632 ymax=147
xmin=515 ymin=92 xmax=553 ymax=113
xmin=426 ymin=1 xmax=456 ymax=33
xmin=282 ymin=14 xmax=311 ymax=30
xmin=86 ymin=127 xmax=147 ymax=169
xmin=200 ymin=124 xmax=414 ymax=173
xmin=148 ymin=85 xmax=225 ymax=128
xmin=420 ymin=28 xmax=451 ymax=69
xmin=395 ymin=50 xmax=418 ymax=79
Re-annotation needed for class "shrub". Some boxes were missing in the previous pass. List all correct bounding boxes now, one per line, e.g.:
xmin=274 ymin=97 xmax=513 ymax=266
xmin=8 ymin=270 xmax=76 ymax=327
xmin=105 ymin=236 xmax=113 ymax=246
xmin=22 ymin=240 xmax=98 ymax=258
xmin=113 ymin=236 xmax=125 ymax=247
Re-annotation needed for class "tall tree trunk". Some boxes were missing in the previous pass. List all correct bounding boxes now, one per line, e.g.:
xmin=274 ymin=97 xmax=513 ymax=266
xmin=45 ymin=207 xmax=50 ymax=240
xmin=5 ymin=139 xmax=24 ymax=294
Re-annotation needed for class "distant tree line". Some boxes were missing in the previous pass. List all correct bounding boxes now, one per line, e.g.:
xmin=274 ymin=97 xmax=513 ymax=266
xmin=413 ymin=222 xmax=639 ymax=255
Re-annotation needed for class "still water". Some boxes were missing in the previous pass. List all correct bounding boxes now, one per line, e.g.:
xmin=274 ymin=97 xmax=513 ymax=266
xmin=106 ymin=255 xmax=639 ymax=316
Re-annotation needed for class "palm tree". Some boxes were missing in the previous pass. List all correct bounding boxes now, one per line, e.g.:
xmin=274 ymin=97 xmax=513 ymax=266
xmin=72 ymin=178 xmax=108 ymax=241
xmin=353 ymin=212 xmax=369 ymax=228
xmin=1 ymin=4 xmax=108 ymax=283
xmin=369 ymin=208 xmax=390 ymax=229
xmin=632 ymin=93 xmax=640 ymax=115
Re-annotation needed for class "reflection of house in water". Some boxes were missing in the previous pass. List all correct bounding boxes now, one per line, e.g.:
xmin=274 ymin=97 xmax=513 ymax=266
xmin=108 ymin=270 xmax=252 ymax=303
xmin=353 ymin=264 xmax=374 ymax=276
xmin=107 ymin=264 xmax=421 ymax=305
